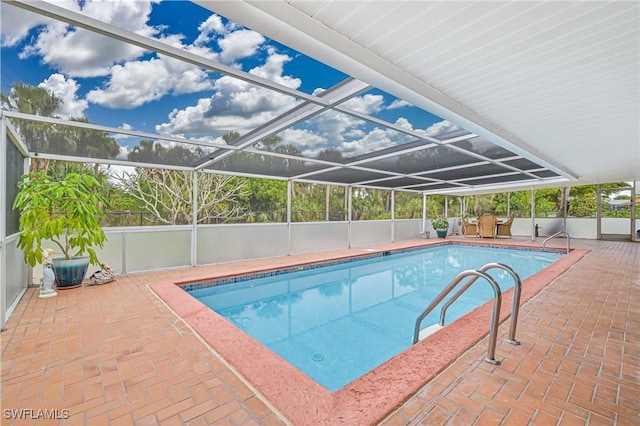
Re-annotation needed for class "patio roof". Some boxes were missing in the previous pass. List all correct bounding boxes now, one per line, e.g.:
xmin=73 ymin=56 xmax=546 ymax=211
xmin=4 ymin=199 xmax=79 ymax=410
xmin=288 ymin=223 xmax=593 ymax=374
xmin=3 ymin=0 xmax=639 ymax=195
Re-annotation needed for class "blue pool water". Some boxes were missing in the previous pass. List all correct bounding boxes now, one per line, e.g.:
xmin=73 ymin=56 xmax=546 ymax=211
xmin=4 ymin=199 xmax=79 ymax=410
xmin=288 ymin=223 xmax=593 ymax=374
xmin=188 ymin=244 xmax=562 ymax=391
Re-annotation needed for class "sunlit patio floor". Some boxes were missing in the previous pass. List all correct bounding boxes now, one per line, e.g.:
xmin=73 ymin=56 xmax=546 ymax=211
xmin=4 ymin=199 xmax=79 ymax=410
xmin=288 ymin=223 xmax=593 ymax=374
xmin=1 ymin=237 xmax=638 ymax=425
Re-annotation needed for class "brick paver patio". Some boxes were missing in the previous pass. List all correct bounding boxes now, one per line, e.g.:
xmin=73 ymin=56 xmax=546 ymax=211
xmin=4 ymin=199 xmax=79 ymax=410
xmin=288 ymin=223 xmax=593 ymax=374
xmin=1 ymin=238 xmax=638 ymax=425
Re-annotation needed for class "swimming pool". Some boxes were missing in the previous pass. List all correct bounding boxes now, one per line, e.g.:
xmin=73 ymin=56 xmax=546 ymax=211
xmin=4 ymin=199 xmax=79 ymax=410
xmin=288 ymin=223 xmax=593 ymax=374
xmin=186 ymin=244 xmax=562 ymax=391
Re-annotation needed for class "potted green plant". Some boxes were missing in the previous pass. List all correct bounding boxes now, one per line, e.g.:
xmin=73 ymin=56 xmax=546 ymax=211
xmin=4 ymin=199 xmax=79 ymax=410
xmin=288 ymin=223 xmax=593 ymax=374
xmin=431 ymin=217 xmax=450 ymax=238
xmin=13 ymin=171 xmax=108 ymax=289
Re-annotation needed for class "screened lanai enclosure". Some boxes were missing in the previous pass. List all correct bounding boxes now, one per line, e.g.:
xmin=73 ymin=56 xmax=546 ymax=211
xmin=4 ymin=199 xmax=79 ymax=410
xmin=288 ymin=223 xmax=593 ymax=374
xmin=1 ymin=0 xmax=638 ymax=328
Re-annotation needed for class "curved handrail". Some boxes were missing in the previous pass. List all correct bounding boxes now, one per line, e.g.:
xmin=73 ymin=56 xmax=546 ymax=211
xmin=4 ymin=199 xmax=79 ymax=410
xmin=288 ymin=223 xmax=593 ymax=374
xmin=542 ymin=231 xmax=571 ymax=253
xmin=412 ymin=269 xmax=503 ymax=364
xmin=439 ymin=263 xmax=522 ymax=345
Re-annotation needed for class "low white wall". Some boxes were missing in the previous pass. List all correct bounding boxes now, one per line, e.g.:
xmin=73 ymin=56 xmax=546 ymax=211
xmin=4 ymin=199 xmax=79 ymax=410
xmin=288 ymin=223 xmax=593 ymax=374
xmin=394 ymin=219 xmax=424 ymax=241
xmin=197 ymin=223 xmax=289 ymax=265
xmin=512 ymin=217 xmax=598 ymax=240
xmin=126 ymin=228 xmax=191 ymax=272
xmin=24 ymin=217 xmax=636 ymax=282
xmin=4 ymin=234 xmax=28 ymax=312
xmin=351 ymin=220 xmax=393 ymax=247
xmin=94 ymin=231 xmax=124 ymax=275
xmin=291 ymin=222 xmax=349 ymax=254
xmin=602 ymin=217 xmax=635 ymax=235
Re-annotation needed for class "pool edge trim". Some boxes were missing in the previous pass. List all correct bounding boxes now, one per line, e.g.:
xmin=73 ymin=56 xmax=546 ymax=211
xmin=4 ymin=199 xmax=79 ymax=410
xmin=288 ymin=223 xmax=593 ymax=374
xmin=149 ymin=242 xmax=589 ymax=425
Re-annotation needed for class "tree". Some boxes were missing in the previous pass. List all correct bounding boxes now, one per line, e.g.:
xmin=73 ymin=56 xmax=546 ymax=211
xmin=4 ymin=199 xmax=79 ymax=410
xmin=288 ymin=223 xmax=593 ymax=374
xmin=244 ymin=177 xmax=287 ymax=222
xmin=2 ymin=83 xmax=119 ymax=173
xmin=41 ymin=117 xmax=120 ymax=174
xmin=289 ymin=182 xmax=347 ymax=222
xmin=128 ymin=140 xmax=204 ymax=167
xmin=1 ymin=82 xmax=61 ymax=172
xmin=352 ymin=188 xmax=389 ymax=220
xmin=55 ymin=117 xmax=120 ymax=170
xmin=395 ymin=192 xmax=422 ymax=219
xmin=113 ymin=169 xmax=250 ymax=225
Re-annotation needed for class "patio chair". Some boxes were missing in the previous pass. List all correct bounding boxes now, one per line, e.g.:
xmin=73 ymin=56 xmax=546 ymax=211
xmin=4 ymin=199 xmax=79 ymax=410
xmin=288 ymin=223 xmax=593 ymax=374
xmin=496 ymin=214 xmax=515 ymax=238
xmin=462 ymin=218 xmax=478 ymax=237
xmin=477 ymin=213 xmax=497 ymax=238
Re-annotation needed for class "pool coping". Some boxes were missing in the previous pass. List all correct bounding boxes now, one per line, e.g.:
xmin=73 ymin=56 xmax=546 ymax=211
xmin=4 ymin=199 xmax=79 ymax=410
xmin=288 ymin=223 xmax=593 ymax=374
xmin=149 ymin=240 xmax=589 ymax=425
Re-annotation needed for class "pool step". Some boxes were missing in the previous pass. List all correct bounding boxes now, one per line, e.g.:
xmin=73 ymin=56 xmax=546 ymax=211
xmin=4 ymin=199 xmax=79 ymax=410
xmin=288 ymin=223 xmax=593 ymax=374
xmin=418 ymin=323 xmax=444 ymax=341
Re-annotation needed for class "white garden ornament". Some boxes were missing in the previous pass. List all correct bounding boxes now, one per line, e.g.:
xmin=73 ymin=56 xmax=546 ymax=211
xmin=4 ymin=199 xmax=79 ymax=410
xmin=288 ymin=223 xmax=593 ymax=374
xmin=39 ymin=248 xmax=57 ymax=298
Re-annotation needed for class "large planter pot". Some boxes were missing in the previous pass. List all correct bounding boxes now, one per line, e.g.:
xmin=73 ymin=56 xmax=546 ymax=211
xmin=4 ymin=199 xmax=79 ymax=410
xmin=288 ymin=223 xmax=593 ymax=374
xmin=52 ymin=256 xmax=89 ymax=289
xmin=436 ymin=230 xmax=447 ymax=238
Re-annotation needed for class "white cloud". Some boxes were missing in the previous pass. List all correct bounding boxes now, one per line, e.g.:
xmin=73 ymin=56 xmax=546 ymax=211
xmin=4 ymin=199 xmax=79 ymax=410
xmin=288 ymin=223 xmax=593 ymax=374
xmin=276 ymin=128 xmax=326 ymax=158
xmin=305 ymin=109 xmax=365 ymax=147
xmin=80 ymin=0 xmax=160 ymax=35
xmin=155 ymin=49 xmax=301 ymax=136
xmin=86 ymin=56 xmax=213 ymax=108
xmin=272 ymin=111 xmax=457 ymax=159
xmin=39 ymin=73 xmax=88 ymax=118
xmin=248 ymin=47 xmax=301 ymax=89
xmin=194 ymin=14 xmax=264 ymax=64
xmin=388 ymin=99 xmax=412 ymax=109
xmin=392 ymin=117 xmax=415 ymax=132
xmin=267 ymin=108 xmax=407 ymax=159
xmin=340 ymin=126 xmax=401 ymax=156
xmin=3 ymin=0 xmax=293 ymax=119
xmin=155 ymin=98 xmax=219 ymax=135
xmin=112 ymin=123 xmax=134 ymax=140
xmin=0 ymin=2 xmax=51 ymax=46
xmin=424 ymin=120 xmax=461 ymax=137
xmin=116 ymin=146 xmax=130 ymax=160
xmin=218 ymin=30 xmax=265 ymax=63
xmin=312 ymin=88 xmax=327 ymax=96
xmin=195 ymin=15 xmax=226 ymax=45
xmin=341 ymin=93 xmax=384 ymax=115
xmin=18 ymin=0 xmax=157 ymax=78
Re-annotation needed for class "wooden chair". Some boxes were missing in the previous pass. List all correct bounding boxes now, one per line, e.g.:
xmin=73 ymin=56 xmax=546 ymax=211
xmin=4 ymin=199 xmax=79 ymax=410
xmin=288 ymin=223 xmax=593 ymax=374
xmin=477 ymin=213 xmax=497 ymax=238
xmin=462 ymin=218 xmax=478 ymax=237
xmin=496 ymin=214 xmax=514 ymax=238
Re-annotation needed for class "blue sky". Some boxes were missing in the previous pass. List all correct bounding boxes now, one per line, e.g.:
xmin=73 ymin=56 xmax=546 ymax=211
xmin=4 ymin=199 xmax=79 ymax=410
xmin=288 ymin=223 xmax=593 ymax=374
xmin=0 ymin=0 xmax=454 ymax=161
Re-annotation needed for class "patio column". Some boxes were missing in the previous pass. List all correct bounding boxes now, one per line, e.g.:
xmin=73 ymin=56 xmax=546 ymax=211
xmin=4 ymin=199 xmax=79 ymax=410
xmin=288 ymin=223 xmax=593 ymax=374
xmin=596 ymin=185 xmax=602 ymax=240
xmin=325 ymin=185 xmax=330 ymax=221
xmin=422 ymin=193 xmax=427 ymax=236
xmin=391 ymin=189 xmax=395 ymax=242
xmin=562 ymin=186 xmax=569 ymax=232
xmin=348 ymin=186 xmax=352 ymax=248
xmin=190 ymin=171 xmax=198 ymax=267
xmin=444 ymin=196 xmax=448 ymax=218
xmin=632 ymin=181 xmax=638 ymax=242
xmin=530 ymin=187 xmax=536 ymax=240
xmin=287 ymin=180 xmax=292 ymax=255
xmin=0 ymin=115 xmax=6 ymax=330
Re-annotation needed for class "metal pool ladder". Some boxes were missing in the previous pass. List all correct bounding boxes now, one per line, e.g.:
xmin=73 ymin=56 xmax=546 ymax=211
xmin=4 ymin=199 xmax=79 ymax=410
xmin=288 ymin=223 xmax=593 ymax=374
xmin=543 ymin=231 xmax=571 ymax=253
xmin=412 ymin=263 xmax=523 ymax=365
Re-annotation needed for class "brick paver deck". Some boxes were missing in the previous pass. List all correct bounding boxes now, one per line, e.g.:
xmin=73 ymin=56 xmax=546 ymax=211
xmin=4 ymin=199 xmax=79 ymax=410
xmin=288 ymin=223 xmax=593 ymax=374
xmin=1 ymin=238 xmax=638 ymax=425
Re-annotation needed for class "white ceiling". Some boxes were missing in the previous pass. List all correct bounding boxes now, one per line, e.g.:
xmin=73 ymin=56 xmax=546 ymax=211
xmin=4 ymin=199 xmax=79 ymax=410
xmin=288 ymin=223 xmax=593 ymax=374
xmin=200 ymin=0 xmax=640 ymax=191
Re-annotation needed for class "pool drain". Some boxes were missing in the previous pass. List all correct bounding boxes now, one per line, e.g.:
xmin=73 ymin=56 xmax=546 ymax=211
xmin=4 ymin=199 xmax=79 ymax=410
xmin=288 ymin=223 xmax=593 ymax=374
xmin=311 ymin=352 xmax=324 ymax=362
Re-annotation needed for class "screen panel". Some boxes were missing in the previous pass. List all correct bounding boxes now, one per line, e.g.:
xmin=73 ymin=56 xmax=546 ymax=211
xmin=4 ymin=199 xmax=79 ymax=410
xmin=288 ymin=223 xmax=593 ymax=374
xmin=301 ymin=167 xmax=393 ymax=185
xmin=462 ymin=173 xmax=534 ymax=185
xmin=531 ymin=170 xmax=561 ymax=178
xmin=359 ymin=145 xmax=480 ymax=174
xmin=253 ymin=110 xmax=422 ymax=162
xmin=5 ymin=135 xmax=24 ymax=236
xmin=412 ymin=182 xmax=465 ymax=191
xmin=208 ymin=150 xmax=330 ymax=178
xmin=369 ymin=177 xmax=433 ymax=188
xmin=420 ymin=163 xmax=505 ymax=180
xmin=450 ymin=137 xmax=516 ymax=160
xmin=501 ymin=158 xmax=546 ymax=171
